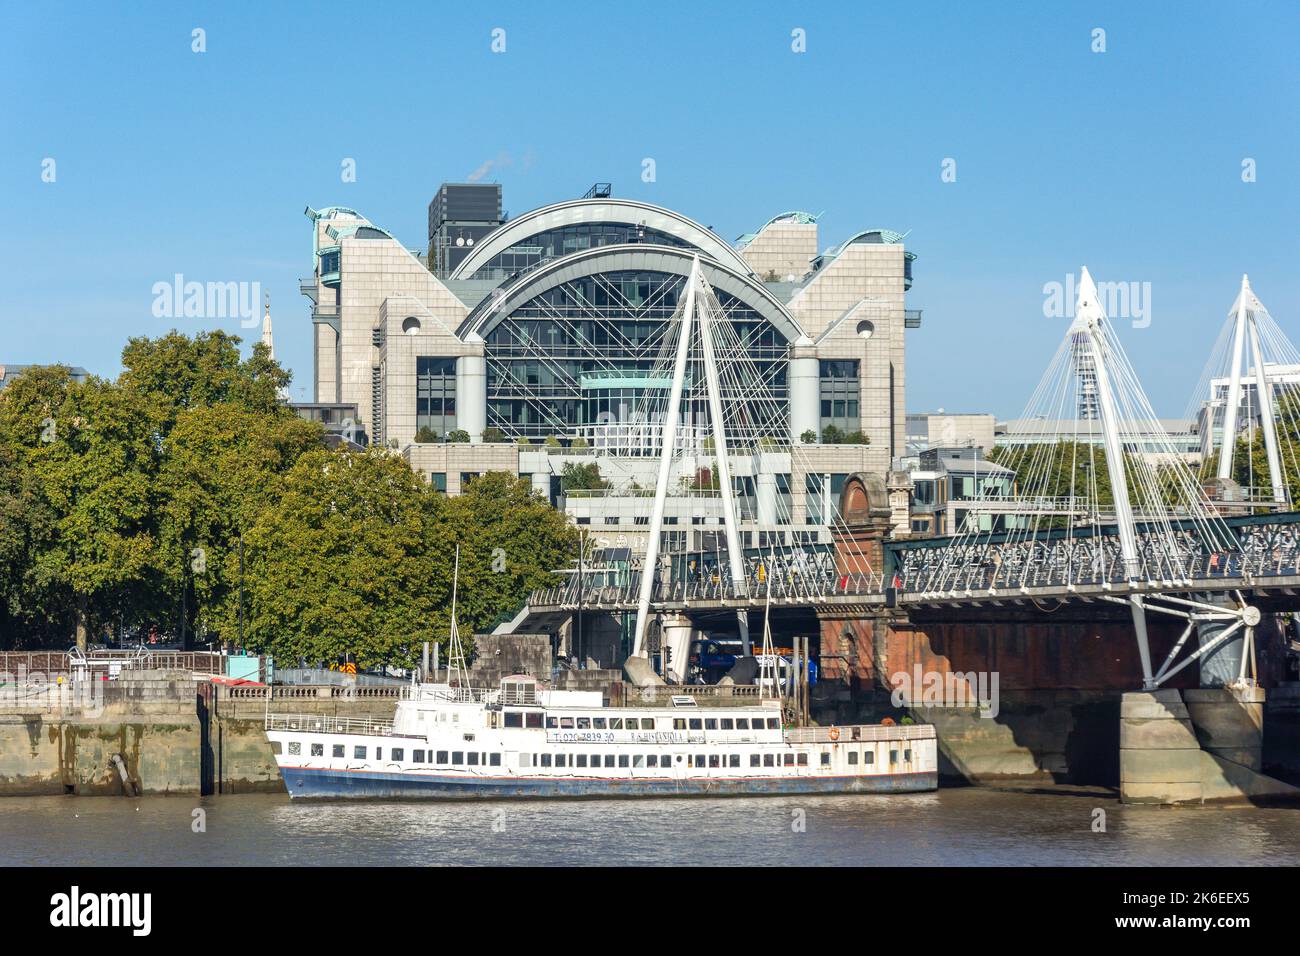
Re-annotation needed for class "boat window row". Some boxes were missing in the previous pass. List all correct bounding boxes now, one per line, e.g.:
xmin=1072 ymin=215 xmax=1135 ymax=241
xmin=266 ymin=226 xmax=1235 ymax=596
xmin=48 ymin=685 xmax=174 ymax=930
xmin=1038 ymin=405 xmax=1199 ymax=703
xmin=274 ymin=740 xmax=912 ymax=770
xmin=536 ymin=714 xmax=781 ymax=731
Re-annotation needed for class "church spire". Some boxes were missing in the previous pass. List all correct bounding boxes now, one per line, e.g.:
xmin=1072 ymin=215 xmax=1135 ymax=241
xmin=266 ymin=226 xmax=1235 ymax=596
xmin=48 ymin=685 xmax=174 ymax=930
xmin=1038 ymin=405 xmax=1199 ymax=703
xmin=260 ymin=293 xmax=275 ymax=361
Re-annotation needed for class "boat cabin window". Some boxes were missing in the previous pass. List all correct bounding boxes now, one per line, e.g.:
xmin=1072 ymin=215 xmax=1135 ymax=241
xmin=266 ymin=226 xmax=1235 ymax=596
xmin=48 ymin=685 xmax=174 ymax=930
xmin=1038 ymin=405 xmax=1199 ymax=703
xmin=729 ymin=755 xmax=740 ymax=767
xmin=864 ymin=751 xmax=874 ymax=765
xmin=590 ymin=754 xmax=601 ymax=767
xmin=526 ymin=713 xmax=543 ymax=729
xmin=546 ymin=716 xmax=559 ymax=728
xmin=889 ymin=750 xmax=898 ymax=764
xmin=437 ymin=750 xmax=449 ymax=764
xmin=750 ymin=754 xmax=760 ymax=767
xmin=555 ymin=754 xmax=567 ymax=767
xmin=414 ymin=750 xmax=425 ymax=762
xmin=604 ymin=755 xmax=615 ymax=768
xmin=610 ymin=718 xmax=623 ymax=729
xmin=288 ymin=742 xmax=301 ymax=756
xmin=641 ymin=718 xmax=655 ymax=730
xmin=820 ymin=752 xmax=831 ymax=766
xmin=504 ymin=712 xmax=523 ymax=728
xmin=561 ymin=717 xmax=575 ymax=729
xmin=797 ymin=754 xmax=808 ymax=766
xmin=708 ymin=755 xmax=720 ymax=768
xmin=576 ymin=755 xmax=587 ymax=768
xmin=735 ymin=718 xmax=748 ymax=730
xmin=520 ymin=753 xmax=532 ymax=768
xmin=354 ymin=746 xmax=366 ymax=759
xmin=540 ymin=754 xmax=552 ymax=767
xmin=618 ymin=755 xmax=629 ymax=768
xmin=705 ymin=718 xmax=718 ymax=730
xmin=673 ymin=719 xmax=686 ymax=730
xmin=720 ymin=719 xmax=734 ymax=730
xmin=576 ymin=717 xmax=591 ymax=729
xmin=452 ymin=752 xmax=464 ymax=765
xmin=764 ymin=754 xmax=775 ymax=767
xmin=688 ymin=718 xmax=702 ymax=731
xmin=270 ymin=741 xmax=282 ymax=754
xmin=633 ymin=755 xmax=644 ymax=767
xmin=467 ymin=753 xmax=480 ymax=766
xmin=311 ymin=743 xmax=324 ymax=757
xmin=333 ymin=745 xmax=345 ymax=758
xmin=592 ymin=718 xmax=607 ymax=729
xmin=489 ymin=753 xmax=501 ymax=767
xmin=767 ymin=718 xmax=780 ymax=729
xmin=848 ymin=751 xmax=858 ymax=765
xmin=783 ymin=754 xmax=795 ymax=766
xmin=391 ymin=748 xmax=403 ymax=762
xmin=904 ymin=749 xmax=912 ymax=762
xmin=375 ymin=748 xmax=383 ymax=760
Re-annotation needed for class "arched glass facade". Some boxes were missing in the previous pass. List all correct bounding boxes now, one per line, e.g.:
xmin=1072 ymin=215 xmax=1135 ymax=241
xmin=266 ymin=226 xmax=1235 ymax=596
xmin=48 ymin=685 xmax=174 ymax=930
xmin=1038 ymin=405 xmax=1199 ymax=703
xmin=465 ymin=223 xmax=696 ymax=280
xmin=483 ymin=269 xmax=791 ymax=441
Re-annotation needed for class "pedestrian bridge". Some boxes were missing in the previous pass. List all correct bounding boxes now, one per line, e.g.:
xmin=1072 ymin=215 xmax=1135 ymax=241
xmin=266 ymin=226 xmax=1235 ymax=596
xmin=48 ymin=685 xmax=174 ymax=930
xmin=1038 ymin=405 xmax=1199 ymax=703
xmin=528 ymin=512 xmax=1300 ymax=615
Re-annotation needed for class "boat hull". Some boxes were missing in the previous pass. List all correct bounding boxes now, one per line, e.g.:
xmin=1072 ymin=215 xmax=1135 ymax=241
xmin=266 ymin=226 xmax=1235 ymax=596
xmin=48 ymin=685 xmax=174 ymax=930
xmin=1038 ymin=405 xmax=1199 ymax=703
xmin=280 ymin=766 xmax=938 ymax=800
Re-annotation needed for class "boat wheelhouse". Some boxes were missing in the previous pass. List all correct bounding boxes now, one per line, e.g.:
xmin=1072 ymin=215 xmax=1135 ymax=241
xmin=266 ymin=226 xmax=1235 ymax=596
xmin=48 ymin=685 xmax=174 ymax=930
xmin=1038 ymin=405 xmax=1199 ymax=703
xmin=266 ymin=676 xmax=938 ymax=800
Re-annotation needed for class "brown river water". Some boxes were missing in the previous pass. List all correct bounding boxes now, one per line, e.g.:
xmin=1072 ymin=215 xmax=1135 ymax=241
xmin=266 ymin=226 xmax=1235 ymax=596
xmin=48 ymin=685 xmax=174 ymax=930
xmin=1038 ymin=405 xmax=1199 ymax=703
xmin=1 ymin=786 xmax=1296 ymax=866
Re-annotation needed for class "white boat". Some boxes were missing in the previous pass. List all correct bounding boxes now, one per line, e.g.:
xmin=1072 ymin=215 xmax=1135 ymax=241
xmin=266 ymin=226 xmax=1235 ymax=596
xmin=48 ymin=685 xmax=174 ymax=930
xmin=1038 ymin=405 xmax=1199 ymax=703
xmin=265 ymin=675 xmax=938 ymax=800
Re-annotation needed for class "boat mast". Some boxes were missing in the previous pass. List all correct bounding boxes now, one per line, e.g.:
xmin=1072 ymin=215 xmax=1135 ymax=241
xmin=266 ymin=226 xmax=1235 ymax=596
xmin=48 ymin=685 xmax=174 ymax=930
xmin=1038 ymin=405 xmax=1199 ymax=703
xmin=446 ymin=544 xmax=470 ymax=694
xmin=759 ymin=546 xmax=781 ymax=704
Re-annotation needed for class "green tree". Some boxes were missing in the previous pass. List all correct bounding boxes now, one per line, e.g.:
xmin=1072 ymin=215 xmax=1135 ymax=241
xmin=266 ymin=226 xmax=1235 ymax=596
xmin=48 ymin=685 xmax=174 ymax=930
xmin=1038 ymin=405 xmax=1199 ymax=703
xmin=440 ymin=472 xmax=578 ymax=634
xmin=155 ymin=404 xmax=324 ymax=643
xmin=2 ymin=373 xmax=160 ymax=647
xmin=119 ymin=331 xmax=287 ymax=433
xmin=821 ymin=424 xmax=844 ymax=445
xmin=234 ymin=448 xmax=443 ymax=668
xmin=799 ymin=429 xmax=817 ymax=444
xmin=561 ymin=461 xmax=608 ymax=491
xmin=481 ymin=426 xmax=506 ymax=443
xmin=414 ymin=426 xmax=439 ymax=443
xmin=447 ymin=429 xmax=470 ymax=443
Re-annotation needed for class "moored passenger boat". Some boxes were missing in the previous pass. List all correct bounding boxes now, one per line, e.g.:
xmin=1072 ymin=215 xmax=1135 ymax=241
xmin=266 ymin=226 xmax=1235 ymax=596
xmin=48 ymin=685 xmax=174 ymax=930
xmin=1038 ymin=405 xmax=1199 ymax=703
xmin=266 ymin=675 xmax=938 ymax=799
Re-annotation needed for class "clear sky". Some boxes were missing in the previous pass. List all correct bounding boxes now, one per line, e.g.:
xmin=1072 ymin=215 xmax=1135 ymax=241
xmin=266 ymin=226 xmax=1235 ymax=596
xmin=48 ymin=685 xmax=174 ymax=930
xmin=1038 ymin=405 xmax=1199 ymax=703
xmin=3 ymin=1 xmax=1297 ymax=418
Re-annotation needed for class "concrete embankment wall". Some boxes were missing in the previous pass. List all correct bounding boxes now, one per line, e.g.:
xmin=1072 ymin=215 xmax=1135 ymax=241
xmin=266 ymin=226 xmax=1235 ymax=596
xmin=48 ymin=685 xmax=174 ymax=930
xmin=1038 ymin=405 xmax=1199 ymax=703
xmin=0 ymin=672 xmax=203 ymax=795
xmin=0 ymin=673 xmax=403 ymax=797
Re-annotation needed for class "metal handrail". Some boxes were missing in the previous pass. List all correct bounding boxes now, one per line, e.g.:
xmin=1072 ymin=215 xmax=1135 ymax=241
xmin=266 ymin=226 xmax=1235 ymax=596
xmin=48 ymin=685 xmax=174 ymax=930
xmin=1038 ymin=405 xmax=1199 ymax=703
xmin=265 ymin=713 xmax=397 ymax=736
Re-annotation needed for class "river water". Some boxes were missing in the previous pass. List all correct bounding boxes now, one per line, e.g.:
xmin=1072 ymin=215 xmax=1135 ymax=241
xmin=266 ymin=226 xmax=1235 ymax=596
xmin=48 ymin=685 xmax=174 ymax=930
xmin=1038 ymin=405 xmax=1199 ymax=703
xmin=1 ymin=787 xmax=1295 ymax=866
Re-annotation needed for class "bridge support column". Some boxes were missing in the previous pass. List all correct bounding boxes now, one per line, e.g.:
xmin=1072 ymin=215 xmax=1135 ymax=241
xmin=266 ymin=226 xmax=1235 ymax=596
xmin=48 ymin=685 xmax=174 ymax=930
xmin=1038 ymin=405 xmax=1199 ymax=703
xmin=1120 ymin=686 xmax=1298 ymax=805
xmin=660 ymin=613 xmax=695 ymax=684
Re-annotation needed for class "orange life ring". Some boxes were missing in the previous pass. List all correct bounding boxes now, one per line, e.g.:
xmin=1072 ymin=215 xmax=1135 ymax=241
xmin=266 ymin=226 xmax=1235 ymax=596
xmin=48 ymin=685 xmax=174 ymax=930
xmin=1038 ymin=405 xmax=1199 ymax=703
xmin=881 ymin=716 xmax=896 ymax=726
xmin=828 ymin=727 xmax=840 ymax=741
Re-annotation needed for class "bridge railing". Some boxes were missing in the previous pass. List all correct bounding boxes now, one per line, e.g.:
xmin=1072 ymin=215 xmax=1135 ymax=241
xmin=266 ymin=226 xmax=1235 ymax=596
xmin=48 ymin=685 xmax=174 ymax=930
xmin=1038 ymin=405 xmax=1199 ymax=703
xmin=529 ymin=570 xmax=884 ymax=609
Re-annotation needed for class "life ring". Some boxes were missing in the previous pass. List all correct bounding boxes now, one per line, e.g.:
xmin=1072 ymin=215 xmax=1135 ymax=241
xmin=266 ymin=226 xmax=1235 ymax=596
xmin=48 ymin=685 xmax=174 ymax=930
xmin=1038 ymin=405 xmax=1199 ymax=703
xmin=828 ymin=727 xmax=840 ymax=741
xmin=881 ymin=716 xmax=896 ymax=727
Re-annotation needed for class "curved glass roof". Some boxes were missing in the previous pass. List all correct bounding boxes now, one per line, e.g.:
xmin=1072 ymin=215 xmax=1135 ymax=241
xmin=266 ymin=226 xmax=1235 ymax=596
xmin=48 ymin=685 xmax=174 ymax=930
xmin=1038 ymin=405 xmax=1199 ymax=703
xmin=449 ymin=198 xmax=751 ymax=279
xmin=459 ymin=244 xmax=806 ymax=344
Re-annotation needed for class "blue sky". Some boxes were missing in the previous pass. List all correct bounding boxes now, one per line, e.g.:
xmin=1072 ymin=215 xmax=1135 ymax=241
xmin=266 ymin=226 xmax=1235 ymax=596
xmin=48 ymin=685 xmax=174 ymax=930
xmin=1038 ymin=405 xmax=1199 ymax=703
xmin=3 ymin=1 xmax=1297 ymax=417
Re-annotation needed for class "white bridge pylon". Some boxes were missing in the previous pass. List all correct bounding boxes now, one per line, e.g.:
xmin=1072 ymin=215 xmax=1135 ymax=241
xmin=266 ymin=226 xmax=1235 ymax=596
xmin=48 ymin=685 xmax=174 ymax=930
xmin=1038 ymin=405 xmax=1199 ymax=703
xmin=631 ymin=256 xmax=751 ymax=659
xmin=925 ymin=266 xmax=1258 ymax=689
xmin=1196 ymin=275 xmax=1296 ymax=507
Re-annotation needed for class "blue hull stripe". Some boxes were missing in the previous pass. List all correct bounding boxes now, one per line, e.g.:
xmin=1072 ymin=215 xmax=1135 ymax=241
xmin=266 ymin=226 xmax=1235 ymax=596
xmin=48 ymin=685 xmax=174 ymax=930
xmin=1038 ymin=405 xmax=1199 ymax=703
xmin=280 ymin=766 xmax=939 ymax=800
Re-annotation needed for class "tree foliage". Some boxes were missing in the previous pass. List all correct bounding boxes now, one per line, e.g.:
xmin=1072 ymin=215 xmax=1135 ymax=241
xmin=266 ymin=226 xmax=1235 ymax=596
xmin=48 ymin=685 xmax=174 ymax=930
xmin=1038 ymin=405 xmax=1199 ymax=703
xmin=0 ymin=333 xmax=577 ymax=661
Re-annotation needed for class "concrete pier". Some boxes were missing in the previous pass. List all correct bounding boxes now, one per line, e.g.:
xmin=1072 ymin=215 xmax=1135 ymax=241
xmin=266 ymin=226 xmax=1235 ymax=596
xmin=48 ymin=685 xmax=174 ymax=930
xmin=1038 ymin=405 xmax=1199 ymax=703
xmin=1119 ymin=686 xmax=1300 ymax=805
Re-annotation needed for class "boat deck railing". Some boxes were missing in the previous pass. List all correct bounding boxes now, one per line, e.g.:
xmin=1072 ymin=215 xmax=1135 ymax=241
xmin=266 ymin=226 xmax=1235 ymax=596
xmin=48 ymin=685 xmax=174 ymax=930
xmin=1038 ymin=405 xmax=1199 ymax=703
xmin=782 ymin=723 xmax=935 ymax=744
xmin=265 ymin=713 xmax=396 ymax=737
